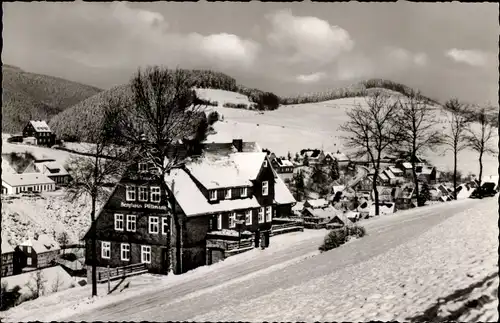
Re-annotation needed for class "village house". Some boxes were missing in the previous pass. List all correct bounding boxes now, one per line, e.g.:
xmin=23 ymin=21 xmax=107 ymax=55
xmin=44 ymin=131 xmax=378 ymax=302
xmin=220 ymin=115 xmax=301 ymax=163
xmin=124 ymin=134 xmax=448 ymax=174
xmin=16 ymin=234 xmax=61 ymax=271
xmin=1 ymin=235 xmax=15 ymax=277
xmin=31 ymin=160 xmax=72 ymax=185
xmin=301 ymin=206 xmax=353 ymax=229
xmin=330 ymin=151 xmax=350 ymax=167
xmin=269 ymin=154 xmax=295 ymax=181
xmin=84 ymin=139 xmax=296 ymax=280
xmin=1 ymin=173 xmax=56 ymax=195
xmin=298 ymin=149 xmax=324 ymax=165
xmin=303 ymin=198 xmax=329 ymax=209
xmin=22 ymin=120 xmax=56 ymax=147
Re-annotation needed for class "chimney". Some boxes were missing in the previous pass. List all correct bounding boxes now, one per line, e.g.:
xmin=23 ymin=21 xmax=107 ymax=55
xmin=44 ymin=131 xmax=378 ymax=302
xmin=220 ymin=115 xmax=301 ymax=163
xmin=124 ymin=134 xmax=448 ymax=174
xmin=232 ymin=139 xmax=243 ymax=152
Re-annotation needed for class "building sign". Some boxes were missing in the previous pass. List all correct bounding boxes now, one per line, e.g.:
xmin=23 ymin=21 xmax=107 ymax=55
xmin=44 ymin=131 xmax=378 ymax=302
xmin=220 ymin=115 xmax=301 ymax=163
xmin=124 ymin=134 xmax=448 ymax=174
xmin=120 ymin=201 xmax=167 ymax=211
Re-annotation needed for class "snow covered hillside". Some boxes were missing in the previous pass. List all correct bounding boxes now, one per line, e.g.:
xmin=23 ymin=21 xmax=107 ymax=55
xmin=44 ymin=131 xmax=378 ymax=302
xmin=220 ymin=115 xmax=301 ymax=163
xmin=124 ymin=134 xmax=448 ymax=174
xmin=201 ymin=93 xmax=497 ymax=177
xmin=195 ymin=88 xmax=254 ymax=107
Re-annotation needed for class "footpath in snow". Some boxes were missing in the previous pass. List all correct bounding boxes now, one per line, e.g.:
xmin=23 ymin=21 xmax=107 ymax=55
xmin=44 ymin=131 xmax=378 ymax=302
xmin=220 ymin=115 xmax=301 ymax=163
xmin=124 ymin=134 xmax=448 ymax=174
xmin=190 ymin=197 xmax=498 ymax=322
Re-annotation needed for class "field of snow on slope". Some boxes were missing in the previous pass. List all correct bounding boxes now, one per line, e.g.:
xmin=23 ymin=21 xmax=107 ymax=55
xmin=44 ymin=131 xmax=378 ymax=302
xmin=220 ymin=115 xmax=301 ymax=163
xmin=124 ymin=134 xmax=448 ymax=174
xmin=203 ymin=93 xmax=497 ymax=177
xmin=195 ymin=88 xmax=254 ymax=107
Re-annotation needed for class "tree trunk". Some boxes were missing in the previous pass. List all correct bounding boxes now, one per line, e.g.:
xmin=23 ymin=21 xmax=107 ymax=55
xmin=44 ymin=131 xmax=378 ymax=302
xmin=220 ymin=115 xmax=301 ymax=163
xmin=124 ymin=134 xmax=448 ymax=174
xmin=90 ymin=195 xmax=97 ymax=297
xmin=478 ymin=150 xmax=484 ymax=199
xmin=453 ymin=147 xmax=458 ymax=200
xmin=372 ymin=169 xmax=380 ymax=216
xmin=412 ymin=160 xmax=420 ymax=207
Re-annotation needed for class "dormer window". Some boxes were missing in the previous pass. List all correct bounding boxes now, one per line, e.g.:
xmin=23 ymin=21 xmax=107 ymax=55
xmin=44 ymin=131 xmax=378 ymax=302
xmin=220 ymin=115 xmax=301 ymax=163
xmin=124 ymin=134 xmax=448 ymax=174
xmin=226 ymin=188 xmax=232 ymax=199
xmin=126 ymin=185 xmax=136 ymax=201
xmin=138 ymin=162 xmax=148 ymax=173
xmin=209 ymin=190 xmax=217 ymax=201
xmin=241 ymin=187 xmax=247 ymax=198
xmin=263 ymin=159 xmax=268 ymax=167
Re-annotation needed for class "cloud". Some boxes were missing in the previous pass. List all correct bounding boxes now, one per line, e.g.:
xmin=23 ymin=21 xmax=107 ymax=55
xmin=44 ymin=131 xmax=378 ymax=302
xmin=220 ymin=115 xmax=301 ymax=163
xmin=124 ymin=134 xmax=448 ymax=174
xmin=266 ymin=9 xmax=353 ymax=65
xmin=386 ymin=47 xmax=428 ymax=67
xmin=4 ymin=3 xmax=260 ymax=72
xmin=445 ymin=49 xmax=488 ymax=67
xmin=295 ymin=72 xmax=327 ymax=84
xmin=335 ymin=54 xmax=375 ymax=81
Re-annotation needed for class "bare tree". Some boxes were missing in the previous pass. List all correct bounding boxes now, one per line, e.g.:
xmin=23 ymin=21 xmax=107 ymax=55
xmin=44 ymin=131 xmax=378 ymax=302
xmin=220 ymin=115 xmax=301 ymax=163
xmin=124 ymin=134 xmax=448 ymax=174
xmin=340 ymin=91 xmax=400 ymax=215
xmin=117 ymin=66 xmax=209 ymax=275
xmin=51 ymin=273 xmax=62 ymax=293
xmin=26 ymin=269 xmax=47 ymax=299
xmin=57 ymin=231 xmax=70 ymax=256
xmin=443 ymin=99 xmax=472 ymax=199
xmin=66 ymin=101 xmax=133 ymax=297
xmin=465 ymin=104 xmax=497 ymax=198
xmin=393 ymin=90 xmax=443 ymax=206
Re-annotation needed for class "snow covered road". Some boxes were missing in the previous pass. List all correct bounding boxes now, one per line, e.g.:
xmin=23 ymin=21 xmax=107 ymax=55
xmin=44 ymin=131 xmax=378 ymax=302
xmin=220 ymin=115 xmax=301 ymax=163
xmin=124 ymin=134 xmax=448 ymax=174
xmin=58 ymin=197 xmax=496 ymax=322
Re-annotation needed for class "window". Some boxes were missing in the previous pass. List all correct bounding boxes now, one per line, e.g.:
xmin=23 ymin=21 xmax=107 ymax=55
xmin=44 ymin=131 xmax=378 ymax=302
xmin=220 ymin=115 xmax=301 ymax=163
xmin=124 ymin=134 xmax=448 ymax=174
xmin=127 ymin=215 xmax=136 ymax=232
xmin=138 ymin=162 xmax=148 ymax=173
xmin=26 ymin=246 xmax=31 ymax=253
xmin=121 ymin=243 xmax=130 ymax=261
xmin=245 ymin=210 xmax=252 ymax=225
xmin=262 ymin=181 xmax=269 ymax=196
xmin=149 ymin=216 xmax=159 ymax=234
xmin=241 ymin=187 xmax=247 ymax=198
xmin=27 ymin=257 xmax=32 ymax=266
xmin=114 ymin=214 xmax=124 ymax=231
xmin=258 ymin=207 xmax=264 ymax=223
xmin=263 ymin=159 xmax=268 ymax=167
xmin=138 ymin=186 xmax=148 ymax=202
xmin=126 ymin=185 xmax=136 ymax=201
xmin=209 ymin=190 xmax=217 ymax=201
xmin=101 ymin=241 xmax=111 ymax=259
xmin=162 ymin=217 xmax=169 ymax=235
xmin=150 ymin=186 xmax=161 ymax=203
xmin=229 ymin=213 xmax=236 ymax=228
xmin=217 ymin=214 xmax=222 ymax=230
xmin=141 ymin=245 xmax=151 ymax=264
xmin=226 ymin=188 xmax=232 ymax=199
xmin=266 ymin=206 xmax=272 ymax=222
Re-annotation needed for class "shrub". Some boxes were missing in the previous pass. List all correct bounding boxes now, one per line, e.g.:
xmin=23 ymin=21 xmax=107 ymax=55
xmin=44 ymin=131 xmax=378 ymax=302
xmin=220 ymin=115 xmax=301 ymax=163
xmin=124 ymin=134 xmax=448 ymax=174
xmin=207 ymin=111 xmax=220 ymax=125
xmin=319 ymin=225 xmax=366 ymax=252
xmin=0 ymin=283 xmax=22 ymax=311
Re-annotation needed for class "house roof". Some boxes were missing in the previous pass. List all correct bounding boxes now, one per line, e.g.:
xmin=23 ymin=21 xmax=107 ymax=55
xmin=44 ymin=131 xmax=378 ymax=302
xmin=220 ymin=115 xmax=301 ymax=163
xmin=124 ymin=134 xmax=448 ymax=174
xmin=279 ymin=159 xmax=294 ymax=167
xmin=29 ymin=120 xmax=51 ymax=132
xmin=384 ymin=169 xmax=396 ymax=179
xmin=378 ymin=172 xmax=389 ymax=181
xmin=1 ymin=158 xmax=17 ymax=175
xmin=274 ymin=175 xmax=296 ymax=205
xmin=305 ymin=198 xmax=329 ymax=208
xmin=2 ymin=173 xmax=55 ymax=187
xmin=185 ymin=152 xmax=266 ymax=189
xmin=1 ymin=234 xmax=14 ymax=254
xmin=401 ymin=162 xmax=413 ymax=169
xmin=35 ymin=161 xmax=69 ymax=176
xmin=389 ymin=166 xmax=403 ymax=174
xmin=292 ymin=201 xmax=304 ymax=212
xmin=330 ymin=152 xmax=349 ymax=162
xmin=303 ymin=206 xmax=342 ymax=219
xmin=165 ymin=168 xmax=261 ymax=217
xmin=20 ymin=234 xmax=60 ymax=253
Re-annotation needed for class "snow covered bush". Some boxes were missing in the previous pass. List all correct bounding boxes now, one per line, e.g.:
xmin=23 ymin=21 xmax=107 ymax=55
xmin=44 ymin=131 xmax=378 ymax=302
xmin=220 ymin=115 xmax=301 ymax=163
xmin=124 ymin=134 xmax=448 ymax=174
xmin=319 ymin=225 xmax=366 ymax=252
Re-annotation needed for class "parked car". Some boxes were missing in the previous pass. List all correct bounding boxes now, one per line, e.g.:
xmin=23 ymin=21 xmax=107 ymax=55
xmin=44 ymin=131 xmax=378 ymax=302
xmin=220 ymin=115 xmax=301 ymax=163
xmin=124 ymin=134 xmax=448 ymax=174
xmin=470 ymin=183 xmax=497 ymax=198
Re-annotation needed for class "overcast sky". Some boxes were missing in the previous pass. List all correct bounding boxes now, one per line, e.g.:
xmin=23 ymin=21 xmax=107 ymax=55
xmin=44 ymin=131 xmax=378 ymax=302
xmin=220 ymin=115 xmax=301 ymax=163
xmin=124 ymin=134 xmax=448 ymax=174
xmin=3 ymin=1 xmax=498 ymax=104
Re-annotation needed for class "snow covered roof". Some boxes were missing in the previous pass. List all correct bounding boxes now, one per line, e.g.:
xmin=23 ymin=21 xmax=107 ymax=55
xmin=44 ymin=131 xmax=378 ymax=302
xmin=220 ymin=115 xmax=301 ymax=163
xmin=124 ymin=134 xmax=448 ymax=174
xmin=332 ymin=185 xmax=345 ymax=193
xmin=331 ymin=213 xmax=354 ymax=227
xmin=20 ymin=234 xmax=60 ymax=253
xmin=292 ymin=202 xmax=304 ymax=212
xmin=378 ymin=172 xmax=389 ymax=181
xmin=303 ymin=206 xmax=342 ymax=219
xmin=389 ymin=166 xmax=403 ymax=174
xmin=36 ymin=161 xmax=69 ymax=176
xmin=2 ymin=234 xmax=14 ymax=254
xmin=2 ymin=173 xmax=55 ymax=187
xmin=402 ymin=162 xmax=413 ymax=169
xmin=185 ymin=152 xmax=266 ymax=189
xmin=279 ymin=159 xmax=294 ymax=167
xmin=332 ymin=152 xmax=349 ymax=161
xmin=305 ymin=198 xmax=329 ymax=209
xmin=384 ymin=169 xmax=396 ymax=179
xmin=274 ymin=175 xmax=296 ymax=205
xmin=29 ymin=120 xmax=51 ymax=132
xmin=1 ymin=158 xmax=17 ymax=175
xmin=165 ymin=168 xmax=261 ymax=217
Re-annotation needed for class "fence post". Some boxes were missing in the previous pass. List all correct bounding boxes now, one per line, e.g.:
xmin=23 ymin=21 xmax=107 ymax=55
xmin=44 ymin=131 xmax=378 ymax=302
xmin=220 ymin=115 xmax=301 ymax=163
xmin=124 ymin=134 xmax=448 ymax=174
xmin=107 ymin=265 xmax=110 ymax=293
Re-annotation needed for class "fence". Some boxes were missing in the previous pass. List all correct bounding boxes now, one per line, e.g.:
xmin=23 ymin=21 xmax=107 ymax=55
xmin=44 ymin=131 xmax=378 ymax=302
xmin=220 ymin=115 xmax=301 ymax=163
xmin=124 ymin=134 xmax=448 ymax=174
xmin=226 ymin=239 xmax=253 ymax=251
xmin=97 ymin=263 xmax=147 ymax=283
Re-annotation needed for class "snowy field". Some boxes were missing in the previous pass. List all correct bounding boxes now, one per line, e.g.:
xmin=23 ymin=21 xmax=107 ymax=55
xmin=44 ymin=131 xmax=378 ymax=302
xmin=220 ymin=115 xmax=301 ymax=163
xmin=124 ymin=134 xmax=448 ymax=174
xmin=1 ymin=141 xmax=77 ymax=166
xmin=199 ymin=89 xmax=498 ymax=177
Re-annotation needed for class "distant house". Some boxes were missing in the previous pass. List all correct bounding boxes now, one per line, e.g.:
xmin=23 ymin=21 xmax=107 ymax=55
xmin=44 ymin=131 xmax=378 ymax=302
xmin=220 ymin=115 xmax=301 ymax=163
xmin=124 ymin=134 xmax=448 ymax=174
xmin=1 ymin=235 xmax=15 ymax=277
xmin=17 ymin=234 xmax=61 ymax=270
xmin=292 ymin=201 xmax=305 ymax=215
xmin=388 ymin=166 xmax=404 ymax=179
xmin=301 ymin=206 xmax=353 ymax=229
xmin=270 ymin=156 xmax=295 ymax=181
xmin=304 ymin=198 xmax=329 ymax=209
xmin=33 ymin=161 xmax=72 ymax=185
xmin=22 ymin=120 xmax=56 ymax=147
xmin=2 ymin=173 xmax=56 ymax=195
xmin=299 ymin=149 xmax=324 ymax=165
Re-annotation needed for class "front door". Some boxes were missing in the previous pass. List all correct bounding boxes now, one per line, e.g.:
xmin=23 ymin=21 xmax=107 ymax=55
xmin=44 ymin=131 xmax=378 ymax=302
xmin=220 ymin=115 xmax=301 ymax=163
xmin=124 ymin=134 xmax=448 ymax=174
xmin=161 ymin=248 xmax=170 ymax=274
